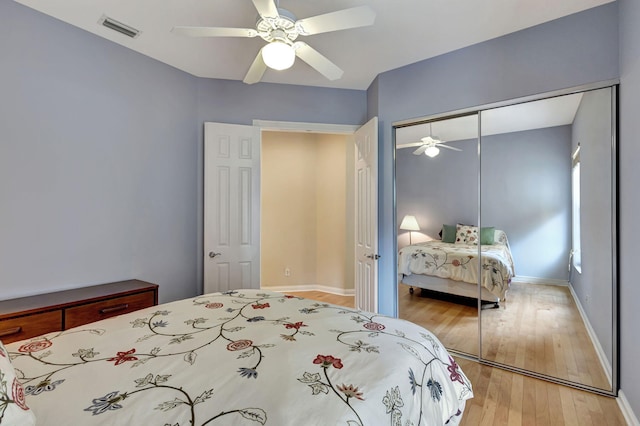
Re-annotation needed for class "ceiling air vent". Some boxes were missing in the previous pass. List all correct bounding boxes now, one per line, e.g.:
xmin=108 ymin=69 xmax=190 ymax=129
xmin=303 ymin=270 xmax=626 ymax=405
xmin=99 ymin=15 xmax=140 ymax=39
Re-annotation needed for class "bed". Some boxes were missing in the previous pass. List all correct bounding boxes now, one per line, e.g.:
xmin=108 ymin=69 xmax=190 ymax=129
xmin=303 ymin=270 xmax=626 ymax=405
xmin=2 ymin=289 xmax=472 ymax=425
xmin=398 ymin=227 xmax=515 ymax=306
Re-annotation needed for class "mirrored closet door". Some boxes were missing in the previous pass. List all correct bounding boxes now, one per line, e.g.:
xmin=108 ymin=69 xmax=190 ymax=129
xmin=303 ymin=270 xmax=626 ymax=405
xmin=395 ymin=83 xmax=618 ymax=395
xmin=479 ymin=87 xmax=616 ymax=393
xmin=396 ymin=114 xmax=479 ymax=356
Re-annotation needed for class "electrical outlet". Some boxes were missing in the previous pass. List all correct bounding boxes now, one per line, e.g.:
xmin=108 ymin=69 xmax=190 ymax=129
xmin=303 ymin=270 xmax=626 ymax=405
xmin=284 ymin=268 xmax=291 ymax=277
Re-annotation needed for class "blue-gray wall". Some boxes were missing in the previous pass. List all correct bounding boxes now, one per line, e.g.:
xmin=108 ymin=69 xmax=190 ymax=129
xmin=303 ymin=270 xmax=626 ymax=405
xmin=396 ymin=126 xmax=572 ymax=281
xmin=481 ymin=126 xmax=571 ymax=280
xmin=619 ymin=0 xmax=640 ymax=416
xmin=396 ymin=138 xmax=478 ymax=240
xmin=0 ymin=1 xmax=366 ymax=304
xmin=0 ymin=0 xmax=199 ymax=304
xmin=373 ymin=1 xmax=619 ymax=318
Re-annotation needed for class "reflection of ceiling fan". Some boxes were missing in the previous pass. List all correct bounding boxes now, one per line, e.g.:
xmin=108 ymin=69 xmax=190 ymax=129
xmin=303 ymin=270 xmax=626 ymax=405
xmin=396 ymin=123 xmax=462 ymax=157
xmin=171 ymin=0 xmax=375 ymax=84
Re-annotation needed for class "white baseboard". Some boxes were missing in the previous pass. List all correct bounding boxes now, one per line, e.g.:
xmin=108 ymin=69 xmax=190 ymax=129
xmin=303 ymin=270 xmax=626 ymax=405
xmin=618 ymin=390 xmax=640 ymax=426
xmin=263 ymin=284 xmax=355 ymax=297
xmin=511 ymin=275 xmax=569 ymax=286
xmin=567 ymin=283 xmax=613 ymax=386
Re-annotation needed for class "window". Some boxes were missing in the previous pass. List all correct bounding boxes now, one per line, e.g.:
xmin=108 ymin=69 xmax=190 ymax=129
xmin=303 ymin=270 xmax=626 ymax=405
xmin=571 ymin=145 xmax=581 ymax=273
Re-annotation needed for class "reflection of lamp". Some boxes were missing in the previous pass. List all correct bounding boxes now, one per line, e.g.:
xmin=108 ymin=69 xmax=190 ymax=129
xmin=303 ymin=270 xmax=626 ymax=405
xmin=262 ymin=40 xmax=295 ymax=70
xmin=424 ymin=146 xmax=440 ymax=157
xmin=400 ymin=215 xmax=420 ymax=245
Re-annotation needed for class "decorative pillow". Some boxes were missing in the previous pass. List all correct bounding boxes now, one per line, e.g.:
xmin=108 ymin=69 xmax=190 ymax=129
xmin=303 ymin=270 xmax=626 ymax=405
xmin=455 ymin=224 xmax=478 ymax=245
xmin=0 ymin=340 xmax=36 ymax=425
xmin=494 ymin=229 xmax=509 ymax=246
xmin=480 ymin=227 xmax=495 ymax=245
xmin=441 ymin=224 xmax=457 ymax=243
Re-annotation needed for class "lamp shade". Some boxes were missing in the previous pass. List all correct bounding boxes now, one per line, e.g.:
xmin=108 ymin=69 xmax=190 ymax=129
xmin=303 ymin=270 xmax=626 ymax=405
xmin=400 ymin=215 xmax=420 ymax=231
xmin=424 ymin=146 xmax=440 ymax=157
xmin=262 ymin=41 xmax=295 ymax=70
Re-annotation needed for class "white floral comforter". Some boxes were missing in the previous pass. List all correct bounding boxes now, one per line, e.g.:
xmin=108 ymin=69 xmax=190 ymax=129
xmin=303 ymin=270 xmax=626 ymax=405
xmin=6 ymin=290 xmax=472 ymax=425
xmin=398 ymin=238 xmax=515 ymax=300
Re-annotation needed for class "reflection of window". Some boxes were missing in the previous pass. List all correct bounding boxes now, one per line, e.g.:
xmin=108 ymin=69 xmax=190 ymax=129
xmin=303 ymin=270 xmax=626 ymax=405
xmin=572 ymin=145 xmax=581 ymax=273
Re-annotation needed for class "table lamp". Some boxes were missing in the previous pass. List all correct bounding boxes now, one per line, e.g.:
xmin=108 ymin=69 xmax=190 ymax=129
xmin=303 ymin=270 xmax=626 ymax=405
xmin=400 ymin=215 xmax=420 ymax=245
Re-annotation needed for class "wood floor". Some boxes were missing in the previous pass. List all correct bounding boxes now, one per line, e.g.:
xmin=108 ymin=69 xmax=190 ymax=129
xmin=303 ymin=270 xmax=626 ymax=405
xmin=290 ymin=290 xmax=626 ymax=426
xmin=457 ymin=357 xmax=625 ymax=426
xmin=398 ymin=284 xmax=478 ymax=355
xmin=398 ymin=282 xmax=610 ymax=390
xmin=481 ymin=282 xmax=610 ymax=389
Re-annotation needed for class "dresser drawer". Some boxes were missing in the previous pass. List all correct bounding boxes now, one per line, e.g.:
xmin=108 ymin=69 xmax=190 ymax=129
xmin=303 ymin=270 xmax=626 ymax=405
xmin=0 ymin=310 xmax=63 ymax=344
xmin=65 ymin=291 xmax=155 ymax=329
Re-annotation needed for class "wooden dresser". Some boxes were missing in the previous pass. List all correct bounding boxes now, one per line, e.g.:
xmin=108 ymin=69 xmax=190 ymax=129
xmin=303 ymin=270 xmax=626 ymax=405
xmin=0 ymin=280 xmax=158 ymax=344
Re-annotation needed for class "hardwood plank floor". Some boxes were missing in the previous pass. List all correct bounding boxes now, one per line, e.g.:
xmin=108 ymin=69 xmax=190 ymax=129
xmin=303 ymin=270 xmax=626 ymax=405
xmin=289 ymin=289 xmax=626 ymax=425
xmin=289 ymin=290 xmax=355 ymax=307
xmin=399 ymin=282 xmax=610 ymax=390
xmin=456 ymin=358 xmax=625 ymax=425
xmin=398 ymin=284 xmax=478 ymax=355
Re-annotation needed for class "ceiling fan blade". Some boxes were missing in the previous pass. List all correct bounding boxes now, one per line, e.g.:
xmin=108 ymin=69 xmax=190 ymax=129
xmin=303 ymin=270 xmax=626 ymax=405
xmin=421 ymin=136 xmax=438 ymax=144
xmin=171 ymin=26 xmax=257 ymax=38
xmin=295 ymin=6 xmax=375 ymax=36
xmin=293 ymin=42 xmax=343 ymax=80
xmin=396 ymin=142 xmax=426 ymax=149
xmin=438 ymin=144 xmax=462 ymax=152
xmin=243 ymin=49 xmax=267 ymax=84
xmin=252 ymin=0 xmax=279 ymax=19
xmin=412 ymin=145 xmax=428 ymax=155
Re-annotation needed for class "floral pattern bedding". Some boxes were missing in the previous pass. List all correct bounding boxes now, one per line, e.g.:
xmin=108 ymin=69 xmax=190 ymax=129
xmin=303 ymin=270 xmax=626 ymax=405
xmin=398 ymin=231 xmax=515 ymax=300
xmin=5 ymin=290 xmax=472 ymax=425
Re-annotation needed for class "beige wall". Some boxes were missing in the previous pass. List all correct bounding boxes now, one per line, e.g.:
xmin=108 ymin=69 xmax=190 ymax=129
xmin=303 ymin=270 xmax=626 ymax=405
xmin=316 ymin=133 xmax=347 ymax=288
xmin=261 ymin=131 xmax=353 ymax=292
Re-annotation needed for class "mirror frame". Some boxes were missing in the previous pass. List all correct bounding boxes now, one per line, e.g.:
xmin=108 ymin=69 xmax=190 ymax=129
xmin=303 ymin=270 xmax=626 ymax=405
xmin=392 ymin=80 xmax=619 ymax=396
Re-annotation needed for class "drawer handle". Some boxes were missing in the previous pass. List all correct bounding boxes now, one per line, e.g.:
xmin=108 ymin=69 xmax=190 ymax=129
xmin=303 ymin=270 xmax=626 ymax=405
xmin=0 ymin=326 xmax=22 ymax=338
xmin=99 ymin=304 xmax=129 ymax=314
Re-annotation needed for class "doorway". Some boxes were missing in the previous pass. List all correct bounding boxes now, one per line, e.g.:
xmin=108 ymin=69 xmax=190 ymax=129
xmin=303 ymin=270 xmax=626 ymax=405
xmin=203 ymin=119 xmax=379 ymax=311
xmin=260 ymin=130 xmax=355 ymax=296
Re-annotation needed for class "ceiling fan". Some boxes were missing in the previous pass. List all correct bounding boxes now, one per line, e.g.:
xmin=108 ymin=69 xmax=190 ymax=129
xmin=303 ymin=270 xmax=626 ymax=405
xmin=171 ymin=0 xmax=376 ymax=84
xmin=396 ymin=123 xmax=462 ymax=157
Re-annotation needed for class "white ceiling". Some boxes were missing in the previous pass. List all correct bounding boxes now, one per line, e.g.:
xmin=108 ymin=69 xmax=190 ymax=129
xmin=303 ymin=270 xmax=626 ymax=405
xmin=14 ymin=0 xmax=613 ymax=90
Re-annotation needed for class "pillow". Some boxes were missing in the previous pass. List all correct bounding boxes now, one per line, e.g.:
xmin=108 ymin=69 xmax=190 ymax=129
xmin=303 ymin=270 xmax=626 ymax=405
xmin=0 ymin=341 xmax=36 ymax=425
xmin=494 ymin=229 xmax=508 ymax=246
xmin=480 ymin=227 xmax=495 ymax=245
xmin=441 ymin=224 xmax=457 ymax=243
xmin=455 ymin=224 xmax=478 ymax=245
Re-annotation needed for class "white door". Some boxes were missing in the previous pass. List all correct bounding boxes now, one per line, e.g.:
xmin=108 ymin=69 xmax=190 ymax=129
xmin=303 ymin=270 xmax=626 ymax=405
xmin=204 ymin=122 xmax=260 ymax=294
xmin=354 ymin=117 xmax=378 ymax=312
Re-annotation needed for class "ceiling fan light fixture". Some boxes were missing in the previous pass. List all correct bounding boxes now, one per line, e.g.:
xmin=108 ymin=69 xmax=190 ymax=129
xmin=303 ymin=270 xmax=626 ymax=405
xmin=425 ymin=146 xmax=440 ymax=157
xmin=262 ymin=41 xmax=295 ymax=70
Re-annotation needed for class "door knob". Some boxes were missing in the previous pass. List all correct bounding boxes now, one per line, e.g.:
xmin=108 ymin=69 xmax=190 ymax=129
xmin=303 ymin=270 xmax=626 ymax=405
xmin=209 ymin=252 xmax=221 ymax=258
xmin=365 ymin=253 xmax=380 ymax=260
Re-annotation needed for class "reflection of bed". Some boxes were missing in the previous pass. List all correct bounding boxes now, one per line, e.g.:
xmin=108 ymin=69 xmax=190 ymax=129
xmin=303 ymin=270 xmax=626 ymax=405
xmin=398 ymin=229 xmax=515 ymax=305
xmin=4 ymin=289 xmax=473 ymax=426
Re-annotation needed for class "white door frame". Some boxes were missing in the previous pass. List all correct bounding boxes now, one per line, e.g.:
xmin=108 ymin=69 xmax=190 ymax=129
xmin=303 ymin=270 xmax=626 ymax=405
xmin=253 ymin=120 xmax=359 ymax=135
